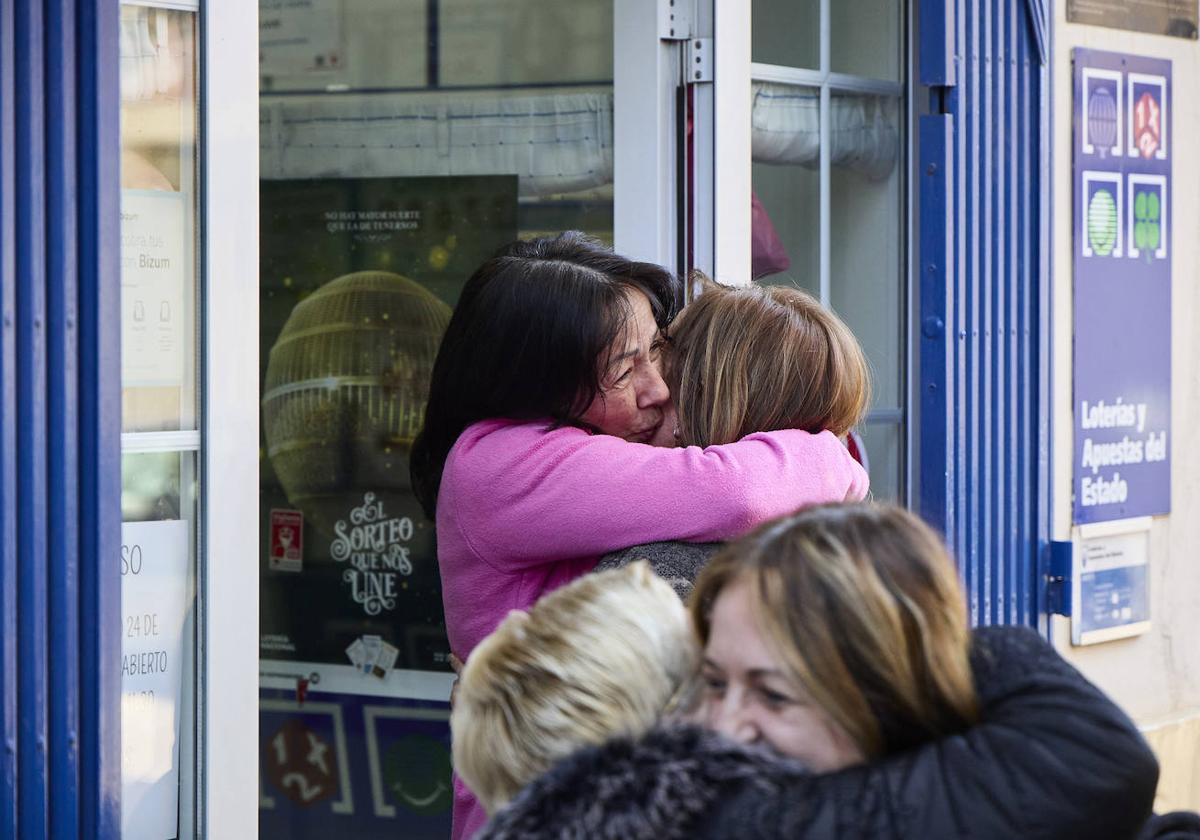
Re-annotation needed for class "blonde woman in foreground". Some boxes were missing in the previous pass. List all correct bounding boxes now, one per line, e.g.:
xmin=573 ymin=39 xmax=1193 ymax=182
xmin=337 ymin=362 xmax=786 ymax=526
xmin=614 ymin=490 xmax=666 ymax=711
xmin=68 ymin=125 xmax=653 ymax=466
xmin=452 ymin=562 xmax=695 ymax=813
xmin=455 ymin=504 xmax=1158 ymax=840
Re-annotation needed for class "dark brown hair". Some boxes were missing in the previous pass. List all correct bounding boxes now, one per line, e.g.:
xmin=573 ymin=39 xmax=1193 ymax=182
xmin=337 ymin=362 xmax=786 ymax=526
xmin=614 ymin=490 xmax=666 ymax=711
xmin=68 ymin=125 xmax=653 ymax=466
xmin=410 ymin=232 xmax=680 ymax=518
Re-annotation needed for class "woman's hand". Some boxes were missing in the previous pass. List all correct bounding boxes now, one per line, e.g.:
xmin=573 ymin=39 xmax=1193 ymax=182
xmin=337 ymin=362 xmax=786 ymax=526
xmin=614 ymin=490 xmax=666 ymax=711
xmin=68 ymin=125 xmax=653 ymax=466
xmin=449 ymin=653 xmax=464 ymax=711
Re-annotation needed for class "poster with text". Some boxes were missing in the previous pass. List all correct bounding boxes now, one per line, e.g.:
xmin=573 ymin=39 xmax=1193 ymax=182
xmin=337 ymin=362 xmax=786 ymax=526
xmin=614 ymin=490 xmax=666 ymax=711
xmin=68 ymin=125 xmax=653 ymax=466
xmin=121 ymin=519 xmax=190 ymax=840
xmin=1073 ymin=50 xmax=1171 ymax=524
xmin=259 ymin=175 xmax=517 ymax=676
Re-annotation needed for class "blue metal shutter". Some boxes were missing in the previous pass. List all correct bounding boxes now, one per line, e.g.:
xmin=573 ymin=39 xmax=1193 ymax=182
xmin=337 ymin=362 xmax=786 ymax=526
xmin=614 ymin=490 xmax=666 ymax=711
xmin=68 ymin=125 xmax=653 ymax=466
xmin=918 ymin=0 xmax=1052 ymax=628
xmin=0 ymin=0 xmax=122 ymax=836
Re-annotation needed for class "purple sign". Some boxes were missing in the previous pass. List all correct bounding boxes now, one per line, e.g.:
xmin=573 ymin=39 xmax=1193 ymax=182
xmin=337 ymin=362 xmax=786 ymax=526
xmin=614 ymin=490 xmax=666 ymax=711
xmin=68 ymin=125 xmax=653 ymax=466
xmin=1073 ymin=50 xmax=1171 ymax=524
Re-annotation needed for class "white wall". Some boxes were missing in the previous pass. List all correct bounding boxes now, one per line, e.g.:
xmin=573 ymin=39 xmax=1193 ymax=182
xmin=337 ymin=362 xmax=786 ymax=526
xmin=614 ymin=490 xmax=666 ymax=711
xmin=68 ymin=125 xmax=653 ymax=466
xmin=1050 ymin=0 xmax=1200 ymax=810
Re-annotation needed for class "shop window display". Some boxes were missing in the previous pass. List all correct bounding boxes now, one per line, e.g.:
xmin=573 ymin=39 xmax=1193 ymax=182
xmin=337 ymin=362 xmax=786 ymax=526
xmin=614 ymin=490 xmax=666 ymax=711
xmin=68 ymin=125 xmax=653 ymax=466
xmin=258 ymin=3 xmax=612 ymax=837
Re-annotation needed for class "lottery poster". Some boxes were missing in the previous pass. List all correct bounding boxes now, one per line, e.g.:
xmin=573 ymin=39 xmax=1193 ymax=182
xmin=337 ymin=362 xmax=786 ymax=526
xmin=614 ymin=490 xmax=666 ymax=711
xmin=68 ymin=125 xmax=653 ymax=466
xmin=1072 ymin=50 xmax=1171 ymax=525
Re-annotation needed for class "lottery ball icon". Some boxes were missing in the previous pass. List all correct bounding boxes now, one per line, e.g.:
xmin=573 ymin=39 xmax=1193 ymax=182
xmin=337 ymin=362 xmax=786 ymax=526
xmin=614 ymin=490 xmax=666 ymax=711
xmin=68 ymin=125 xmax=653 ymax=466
xmin=1087 ymin=87 xmax=1118 ymax=151
xmin=1087 ymin=189 xmax=1118 ymax=257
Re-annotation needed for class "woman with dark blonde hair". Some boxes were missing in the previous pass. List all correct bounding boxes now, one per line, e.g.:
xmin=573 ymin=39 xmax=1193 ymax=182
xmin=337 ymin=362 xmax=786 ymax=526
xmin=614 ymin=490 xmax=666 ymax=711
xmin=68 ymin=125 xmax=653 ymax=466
xmin=477 ymin=503 xmax=1159 ymax=839
xmin=691 ymin=502 xmax=977 ymax=768
xmin=598 ymin=280 xmax=872 ymax=596
xmin=654 ymin=279 xmax=869 ymax=448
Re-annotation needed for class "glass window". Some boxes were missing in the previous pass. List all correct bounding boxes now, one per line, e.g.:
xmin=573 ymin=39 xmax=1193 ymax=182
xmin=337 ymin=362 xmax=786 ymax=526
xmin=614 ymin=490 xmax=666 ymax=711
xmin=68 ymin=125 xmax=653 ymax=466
xmin=118 ymin=5 xmax=200 ymax=838
xmin=752 ymin=0 xmax=819 ymax=69
xmin=257 ymin=3 xmax=616 ymax=837
xmin=831 ymin=0 xmax=901 ymax=80
xmin=750 ymin=0 xmax=907 ymax=502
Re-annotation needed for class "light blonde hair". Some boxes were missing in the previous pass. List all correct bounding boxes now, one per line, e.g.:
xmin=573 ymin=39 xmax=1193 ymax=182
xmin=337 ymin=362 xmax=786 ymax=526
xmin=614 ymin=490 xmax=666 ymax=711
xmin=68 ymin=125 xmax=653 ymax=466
xmin=666 ymin=278 xmax=869 ymax=446
xmin=690 ymin=503 xmax=978 ymax=759
xmin=452 ymin=562 xmax=698 ymax=813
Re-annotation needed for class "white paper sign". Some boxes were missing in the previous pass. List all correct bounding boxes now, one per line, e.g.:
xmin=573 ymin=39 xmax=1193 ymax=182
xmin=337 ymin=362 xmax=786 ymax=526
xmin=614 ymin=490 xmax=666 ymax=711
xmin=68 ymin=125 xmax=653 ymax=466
xmin=121 ymin=520 xmax=190 ymax=840
xmin=259 ymin=0 xmax=343 ymax=76
xmin=121 ymin=190 xmax=187 ymax=388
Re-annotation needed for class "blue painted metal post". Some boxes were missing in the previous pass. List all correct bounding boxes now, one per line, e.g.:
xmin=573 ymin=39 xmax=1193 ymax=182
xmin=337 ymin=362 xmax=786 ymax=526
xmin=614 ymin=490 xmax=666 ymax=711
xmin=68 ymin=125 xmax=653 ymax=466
xmin=0 ymin=0 xmax=20 ymax=834
xmin=918 ymin=115 xmax=953 ymax=539
xmin=78 ymin=0 xmax=124 ymax=835
xmin=77 ymin=0 xmax=124 ymax=835
xmin=917 ymin=0 xmax=1051 ymax=627
xmin=0 ymin=0 xmax=122 ymax=836
xmin=15 ymin=0 xmax=52 ymax=833
xmin=47 ymin=0 xmax=83 ymax=835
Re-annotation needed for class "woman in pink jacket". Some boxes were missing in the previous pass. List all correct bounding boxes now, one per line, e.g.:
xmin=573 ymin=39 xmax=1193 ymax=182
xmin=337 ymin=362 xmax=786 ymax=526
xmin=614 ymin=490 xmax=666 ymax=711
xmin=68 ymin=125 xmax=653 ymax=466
xmin=409 ymin=232 xmax=868 ymax=839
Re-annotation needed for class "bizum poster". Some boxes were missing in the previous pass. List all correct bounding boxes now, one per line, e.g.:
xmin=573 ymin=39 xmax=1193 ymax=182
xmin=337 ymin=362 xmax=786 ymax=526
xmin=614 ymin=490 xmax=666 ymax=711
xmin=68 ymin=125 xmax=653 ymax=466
xmin=1073 ymin=50 xmax=1171 ymax=526
xmin=259 ymin=175 xmax=517 ymax=676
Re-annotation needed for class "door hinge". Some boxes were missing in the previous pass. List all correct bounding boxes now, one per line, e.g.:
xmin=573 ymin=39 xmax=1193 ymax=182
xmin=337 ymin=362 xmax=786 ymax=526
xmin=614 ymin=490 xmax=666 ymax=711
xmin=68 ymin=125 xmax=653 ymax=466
xmin=688 ymin=38 xmax=712 ymax=83
xmin=659 ymin=0 xmax=693 ymax=40
xmin=1046 ymin=540 xmax=1073 ymax=617
xmin=929 ymin=84 xmax=955 ymax=115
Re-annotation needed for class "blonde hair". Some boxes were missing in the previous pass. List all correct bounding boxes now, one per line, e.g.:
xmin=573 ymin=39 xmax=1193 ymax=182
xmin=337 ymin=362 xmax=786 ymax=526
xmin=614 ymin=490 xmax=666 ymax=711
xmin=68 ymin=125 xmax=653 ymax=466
xmin=690 ymin=503 xmax=978 ymax=759
xmin=666 ymin=278 xmax=869 ymax=446
xmin=452 ymin=563 xmax=698 ymax=813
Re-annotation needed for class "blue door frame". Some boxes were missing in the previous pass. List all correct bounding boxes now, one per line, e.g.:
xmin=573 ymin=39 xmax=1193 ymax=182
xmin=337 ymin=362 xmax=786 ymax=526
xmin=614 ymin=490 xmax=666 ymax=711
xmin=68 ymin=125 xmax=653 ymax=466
xmin=916 ymin=0 xmax=1053 ymax=629
xmin=1 ymin=0 xmax=123 ymax=836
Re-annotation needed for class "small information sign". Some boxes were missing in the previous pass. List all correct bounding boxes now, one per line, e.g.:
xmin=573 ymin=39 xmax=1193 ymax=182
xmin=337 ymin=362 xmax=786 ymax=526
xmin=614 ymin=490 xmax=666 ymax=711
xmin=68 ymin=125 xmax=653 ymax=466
xmin=1072 ymin=518 xmax=1152 ymax=645
xmin=120 ymin=191 xmax=188 ymax=388
xmin=121 ymin=520 xmax=190 ymax=840
xmin=1072 ymin=50 xmax=1171 ymax=525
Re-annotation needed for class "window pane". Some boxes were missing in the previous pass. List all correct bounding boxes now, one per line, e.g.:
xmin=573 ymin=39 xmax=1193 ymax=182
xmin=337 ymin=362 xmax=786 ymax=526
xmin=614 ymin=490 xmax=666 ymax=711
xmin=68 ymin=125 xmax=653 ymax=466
xmin=439 ymin=0 xmax=612 ymax=86
xmin=752 ymin=0 xmax=819 ymax=69
xmin=750 ymin=82 xmax=819 ymax=290
xmin=859 ymin=422 xmax=902 ymax=501
xmin=120 ymin=6 xmax=199 ymax=434
xmin=831 ymin=0 xmax=902 ymax=81
xmin=829 ymin=96 xmax=902 ymax=410
xmin=118 ymin=5 xmax=199 ymax=839
xmin=829 ymin=92 xmax=904 ymax=507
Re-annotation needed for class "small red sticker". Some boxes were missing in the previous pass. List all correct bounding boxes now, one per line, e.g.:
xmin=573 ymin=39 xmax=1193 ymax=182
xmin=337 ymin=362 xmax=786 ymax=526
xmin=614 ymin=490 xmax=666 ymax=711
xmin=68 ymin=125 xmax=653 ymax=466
xmin=1134 ymin=91 xmax=1161 ymax=159
xmin=270 ymin=509 xmax=304 ymax=572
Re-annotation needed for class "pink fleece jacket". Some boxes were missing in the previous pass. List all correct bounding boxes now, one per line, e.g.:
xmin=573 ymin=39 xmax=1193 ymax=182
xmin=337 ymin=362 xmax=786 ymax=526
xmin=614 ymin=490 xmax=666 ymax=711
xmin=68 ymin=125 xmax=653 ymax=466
xmin=442 ymin=418 xmax=869 ymax=840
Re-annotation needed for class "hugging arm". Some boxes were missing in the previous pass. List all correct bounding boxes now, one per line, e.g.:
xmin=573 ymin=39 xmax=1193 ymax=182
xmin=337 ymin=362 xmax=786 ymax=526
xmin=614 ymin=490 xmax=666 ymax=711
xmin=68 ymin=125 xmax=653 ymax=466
xmin=829 ymin=626 xmax=1156 ymax=838
xmin=712 ymin=626 xmax=1158 ymax=840
xmin=452 ymin=424 xmax=867 ymax=570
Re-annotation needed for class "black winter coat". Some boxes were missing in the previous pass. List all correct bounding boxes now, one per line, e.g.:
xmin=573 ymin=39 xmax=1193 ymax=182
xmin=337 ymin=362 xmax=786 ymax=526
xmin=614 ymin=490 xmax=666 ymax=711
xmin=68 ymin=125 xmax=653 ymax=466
xmin=477 ymin=626 xmax=1159 ymax=840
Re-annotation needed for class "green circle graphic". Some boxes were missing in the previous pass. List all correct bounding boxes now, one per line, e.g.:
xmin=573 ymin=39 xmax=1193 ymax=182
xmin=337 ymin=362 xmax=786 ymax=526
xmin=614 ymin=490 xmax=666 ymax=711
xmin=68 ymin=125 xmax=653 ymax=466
xmin=1087 ymin=188 xmax=1118 ymax=256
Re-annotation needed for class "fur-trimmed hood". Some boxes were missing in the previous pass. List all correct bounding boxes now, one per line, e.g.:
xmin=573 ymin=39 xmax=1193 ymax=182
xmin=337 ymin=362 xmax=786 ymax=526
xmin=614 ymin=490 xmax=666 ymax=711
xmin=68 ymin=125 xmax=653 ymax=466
xmin=476 ymin=724 xmax=801 ymax=840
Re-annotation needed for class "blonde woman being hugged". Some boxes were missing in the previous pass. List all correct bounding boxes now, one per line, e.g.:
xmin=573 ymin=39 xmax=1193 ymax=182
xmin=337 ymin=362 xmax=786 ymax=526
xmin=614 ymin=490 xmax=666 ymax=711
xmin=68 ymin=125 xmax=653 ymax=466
xmin=597 ymin=280 xmax=870 ymax=597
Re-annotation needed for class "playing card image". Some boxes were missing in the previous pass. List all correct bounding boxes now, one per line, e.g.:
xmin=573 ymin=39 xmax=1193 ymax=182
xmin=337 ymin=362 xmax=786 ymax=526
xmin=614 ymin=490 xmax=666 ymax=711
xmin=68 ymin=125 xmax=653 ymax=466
xmin=361 ymin=635 xmax=382 ymax=674
xmin=373 ymin=641 xmax=399 ymax=679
